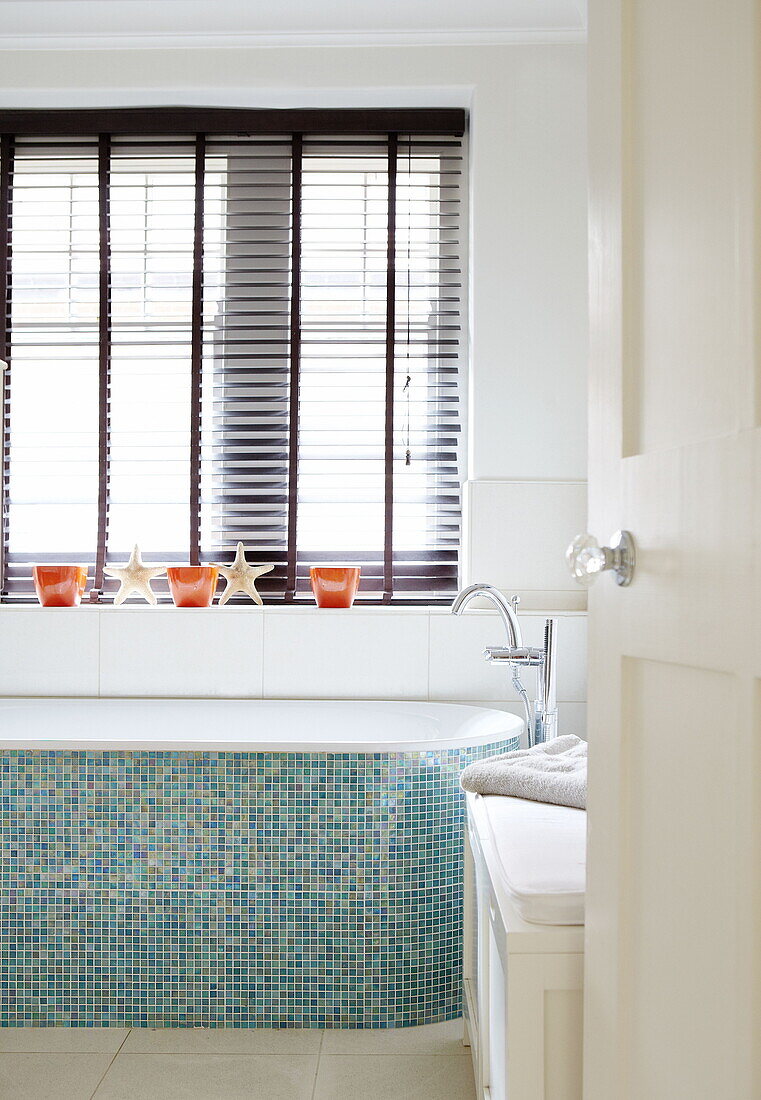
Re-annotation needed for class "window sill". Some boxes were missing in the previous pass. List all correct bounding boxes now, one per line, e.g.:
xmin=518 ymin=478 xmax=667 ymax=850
xmin=0 ymin=602 xmax=587 ymax=616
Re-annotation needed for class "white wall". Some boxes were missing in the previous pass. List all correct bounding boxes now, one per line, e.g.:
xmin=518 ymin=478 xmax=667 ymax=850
xmin=0 ymin=39 xmax=588 ymax=715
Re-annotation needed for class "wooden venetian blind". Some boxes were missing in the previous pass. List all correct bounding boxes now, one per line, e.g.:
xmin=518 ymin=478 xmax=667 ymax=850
xmin=0 ymin=108 xmax=465 ymax=602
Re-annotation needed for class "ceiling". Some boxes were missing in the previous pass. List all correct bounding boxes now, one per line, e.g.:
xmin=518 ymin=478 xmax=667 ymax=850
xmin=0 ymin=0 xmax=587 ymax=49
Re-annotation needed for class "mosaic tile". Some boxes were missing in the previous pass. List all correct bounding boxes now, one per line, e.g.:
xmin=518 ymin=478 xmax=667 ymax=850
xmin=0 ymin=738 xmax=518 ymax=1027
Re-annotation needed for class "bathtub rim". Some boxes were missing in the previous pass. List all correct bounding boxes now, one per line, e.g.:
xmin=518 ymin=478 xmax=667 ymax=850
xmin=0 ymin=697 xmax=524 ymax=753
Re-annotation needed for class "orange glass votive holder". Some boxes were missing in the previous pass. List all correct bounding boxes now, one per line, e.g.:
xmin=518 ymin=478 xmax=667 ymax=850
xmin=309 ymin=566 xmax=361 ymax=609
xmin=167 ymin=566 xmax=219 ymax=608
xmin=32 ymin=565 xmax=89 ymax=607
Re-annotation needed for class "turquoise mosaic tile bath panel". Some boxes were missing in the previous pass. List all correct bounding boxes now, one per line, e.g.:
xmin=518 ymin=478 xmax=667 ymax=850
xmin=0 ymin=738 xmax=518 ymax=1028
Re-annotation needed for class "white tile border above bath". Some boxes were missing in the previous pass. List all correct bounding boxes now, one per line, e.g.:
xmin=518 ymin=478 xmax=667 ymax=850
xmin=262 ymin=610 xmax=430 ymax=700
xmin=429 ymin=611 xmax=587 ymax=703
xmin=99 ymin=608 xmax=265 ymax=698
xmin=0 ymin=606 xmax=587 ymax=709
xmin=0 ymin=609 xmax=100 ymax=696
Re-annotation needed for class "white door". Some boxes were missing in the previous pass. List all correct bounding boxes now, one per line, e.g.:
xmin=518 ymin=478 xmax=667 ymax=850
xmin=585 ymin=2 xmax=759 ymax=1099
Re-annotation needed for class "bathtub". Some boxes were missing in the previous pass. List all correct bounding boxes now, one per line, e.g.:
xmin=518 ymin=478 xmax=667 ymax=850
xmin=0 ymin=699 xmax=522 ymax=1029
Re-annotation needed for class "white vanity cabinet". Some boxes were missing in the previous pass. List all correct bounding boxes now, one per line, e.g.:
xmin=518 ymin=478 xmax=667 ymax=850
xmin=463 ymin=793 xmax=585 ymax=1100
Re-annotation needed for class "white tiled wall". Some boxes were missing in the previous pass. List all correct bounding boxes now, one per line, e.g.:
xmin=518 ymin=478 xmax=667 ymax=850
xmin=0 ymin=606 xmax=587 ymax=738
xmin=429 ymin=611 xmax=586 ymax=702
xmin=263 ymin=611 xmax=430 ymax=700
xmin=0 ymin=610 xmax=100 ymax=697
xmin=99 ymin=609 xmax=265 ymax=698
xmin=463 ymin=480 xmax=588 ymax=610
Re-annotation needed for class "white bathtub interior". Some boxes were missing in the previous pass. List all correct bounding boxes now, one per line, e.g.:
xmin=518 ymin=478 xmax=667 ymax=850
xmin=0 ymin=698 xmax=525 ymax=752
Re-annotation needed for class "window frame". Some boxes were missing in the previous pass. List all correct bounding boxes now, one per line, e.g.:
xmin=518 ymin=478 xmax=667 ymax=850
xmin=0 ymin=108 xmax=466 ymax=604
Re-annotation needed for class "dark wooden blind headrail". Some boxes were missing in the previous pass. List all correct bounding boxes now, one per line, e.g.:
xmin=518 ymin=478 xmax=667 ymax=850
xmin=0 ymin=107 xmax=465 ymax=138
xmin=0 ymin=115 xmax=464 ymax=603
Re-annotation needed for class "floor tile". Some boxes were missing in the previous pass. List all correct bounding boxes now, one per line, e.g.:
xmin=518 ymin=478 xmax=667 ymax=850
xmin=322 ymin=1019 xmax=467 ymax=1056
xmin=93 ymin=1053 xmax=319 ymax=1099
xmin=0 ymin=1028 xmax=128 ymax=1053
xmin=313 ymin=1054 xmax=477 ymax=1100
xmin=0 ymin=1053 xmax=113 ymax=1099
xmin=121 ymin=1027 xmax=322 ymax=1055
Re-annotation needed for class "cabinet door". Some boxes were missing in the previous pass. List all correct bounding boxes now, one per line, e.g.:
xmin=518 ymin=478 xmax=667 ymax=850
xmin=468 ymin=826 xmax=493 ymax=1098
xmin=463 ymin=826 xmax=479 ymax=1048
xmin=486 ymin=902 xmax=508 ymax=1100
xmin=506 ymin=952 xmax=584 ymax=1100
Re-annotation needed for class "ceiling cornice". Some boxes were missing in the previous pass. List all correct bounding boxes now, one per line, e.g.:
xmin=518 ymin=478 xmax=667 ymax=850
xmin=0 ymin=27 xmax=587 ymax=52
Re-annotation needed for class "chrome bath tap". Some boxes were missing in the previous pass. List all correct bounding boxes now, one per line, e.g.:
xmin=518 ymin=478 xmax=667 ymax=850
xmin=451 ymin=583 xmax=558 ymax=746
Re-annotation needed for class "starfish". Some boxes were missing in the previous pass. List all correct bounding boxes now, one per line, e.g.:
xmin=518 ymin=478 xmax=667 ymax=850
xmin=216 ymin=542 xmax=273 ymax=606
xmin=104 ymin=544 xmax=167 ymax=606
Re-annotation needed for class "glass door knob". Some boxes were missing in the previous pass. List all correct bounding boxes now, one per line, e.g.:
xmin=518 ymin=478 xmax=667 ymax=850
xmin=566 ymin=530 xmax=635 ymax=587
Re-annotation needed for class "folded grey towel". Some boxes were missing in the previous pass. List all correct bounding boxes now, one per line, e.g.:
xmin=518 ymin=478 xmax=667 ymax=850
xmin=460 ymin=734 xmax=587 ymax=810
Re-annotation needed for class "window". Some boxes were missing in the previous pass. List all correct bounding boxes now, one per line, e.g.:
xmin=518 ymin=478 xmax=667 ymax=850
xmin=0 ymin=109 xmax=465 ymax=602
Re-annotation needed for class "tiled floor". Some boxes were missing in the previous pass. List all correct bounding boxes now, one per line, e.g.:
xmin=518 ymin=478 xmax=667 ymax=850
xmin=0 ymin=1020 xmax=476 ymax=1099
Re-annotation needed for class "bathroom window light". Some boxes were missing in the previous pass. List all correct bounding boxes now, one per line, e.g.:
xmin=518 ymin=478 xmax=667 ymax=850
xmin=0 ymin=110 xmax=464 ymax=602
